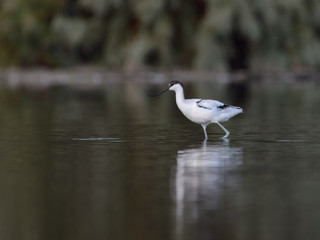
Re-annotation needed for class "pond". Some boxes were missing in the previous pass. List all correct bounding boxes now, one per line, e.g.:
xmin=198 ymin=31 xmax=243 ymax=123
xmin=0 ymin=79 xmax=320 ymax=240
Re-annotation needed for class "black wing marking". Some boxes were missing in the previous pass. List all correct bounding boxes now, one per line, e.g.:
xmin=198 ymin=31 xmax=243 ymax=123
xmin=217 ymin=104 xmax=230 ymax=109
xmin=196 ymin=99 xmax=212 ymax=110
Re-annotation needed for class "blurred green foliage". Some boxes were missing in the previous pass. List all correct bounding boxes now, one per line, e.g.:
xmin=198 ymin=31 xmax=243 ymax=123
xmin=0 ymin=0 xmax=320 ymax=70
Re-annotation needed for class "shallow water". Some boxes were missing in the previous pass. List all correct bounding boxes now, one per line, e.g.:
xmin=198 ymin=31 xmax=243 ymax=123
xmin=0 ymin=80 xmax=320 ymax=240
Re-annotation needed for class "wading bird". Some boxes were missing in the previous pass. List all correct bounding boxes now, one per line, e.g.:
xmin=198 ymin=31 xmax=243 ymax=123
xmin=149 ymin=81 xmax=243 ymax=140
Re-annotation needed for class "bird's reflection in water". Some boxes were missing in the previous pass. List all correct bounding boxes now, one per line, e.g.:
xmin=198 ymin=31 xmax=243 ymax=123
xmin=172 ymin=141 xmax=243 ymax=238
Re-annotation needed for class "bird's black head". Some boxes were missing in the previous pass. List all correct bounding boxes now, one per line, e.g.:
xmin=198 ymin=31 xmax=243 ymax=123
xmin=169 ymin=80 xmax=183 ymax=88
xmin=148 ymin=80 xmax=183 ymax=97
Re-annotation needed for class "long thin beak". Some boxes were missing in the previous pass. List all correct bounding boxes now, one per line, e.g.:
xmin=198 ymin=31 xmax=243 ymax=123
xmin=147 ymin=87 xmax=170 ymax=97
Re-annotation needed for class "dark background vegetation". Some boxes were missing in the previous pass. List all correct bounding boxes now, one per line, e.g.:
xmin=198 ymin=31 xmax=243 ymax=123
xmin=1 ymin=0 xmax=320 ymax=71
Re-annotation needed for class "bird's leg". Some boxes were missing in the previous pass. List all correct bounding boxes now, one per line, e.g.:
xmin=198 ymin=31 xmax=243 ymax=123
xmin=217 ymin=122 xmax=230 ymax=139
xmin=201 ymin=124 xmax=208 ymax=140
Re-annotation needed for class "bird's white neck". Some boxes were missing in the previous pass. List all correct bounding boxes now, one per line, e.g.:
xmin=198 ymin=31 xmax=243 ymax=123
xmin=172 ymin=85 xmax=185 ymax=107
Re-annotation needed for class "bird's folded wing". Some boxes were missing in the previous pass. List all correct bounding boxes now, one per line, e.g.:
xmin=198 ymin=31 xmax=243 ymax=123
xmin=196 ymin=99 xmax=224 ymax=110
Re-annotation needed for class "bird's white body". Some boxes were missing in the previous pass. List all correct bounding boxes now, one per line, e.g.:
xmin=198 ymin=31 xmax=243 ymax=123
xmin=150 ymin=81 xmax=243 ymax=140
xmin=172 ymin=84 xmax=242 ymax=125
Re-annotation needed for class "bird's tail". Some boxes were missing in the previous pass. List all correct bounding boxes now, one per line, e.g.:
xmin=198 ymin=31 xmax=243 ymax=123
xmin=219 ymin=106 xmax=243 ymax=122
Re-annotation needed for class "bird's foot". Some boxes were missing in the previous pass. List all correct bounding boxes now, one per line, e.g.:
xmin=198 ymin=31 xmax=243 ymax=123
xmin=220 ymin=133 xmax=230 ymax=139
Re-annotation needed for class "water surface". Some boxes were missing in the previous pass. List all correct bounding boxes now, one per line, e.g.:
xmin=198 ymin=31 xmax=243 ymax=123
xmin=0 ymin=80 xmax=320 ymax=240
